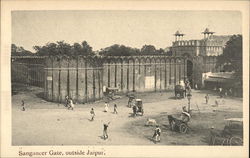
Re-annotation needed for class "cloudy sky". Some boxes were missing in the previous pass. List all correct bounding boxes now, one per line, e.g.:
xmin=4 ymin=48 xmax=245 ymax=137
xmin=12 ymin=10 xmax=241 ymax=52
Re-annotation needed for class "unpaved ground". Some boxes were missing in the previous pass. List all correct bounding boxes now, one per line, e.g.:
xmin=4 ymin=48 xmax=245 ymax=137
xmin=12 ymin=83 xmax=243 ymax=145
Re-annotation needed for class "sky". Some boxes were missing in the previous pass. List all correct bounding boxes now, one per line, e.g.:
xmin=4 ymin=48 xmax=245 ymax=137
xmin=12 ymin=10 xmax=242 ymax=52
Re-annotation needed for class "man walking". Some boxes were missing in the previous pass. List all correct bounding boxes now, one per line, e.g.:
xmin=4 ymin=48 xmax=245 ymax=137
xmin=103 ymin=122 xmax=110 ymax=140
xmin=152 ymin=125 xmax=161 ymax=143
xmin=113 ymin=104 xmax=118 ymax=114
xmin=21 ymin=100 xmax=25 ymax=111
xmin=90 ymin=108 xmax=95 ymax=121
xmin=205 ymin=94 xmax=209 ymax=104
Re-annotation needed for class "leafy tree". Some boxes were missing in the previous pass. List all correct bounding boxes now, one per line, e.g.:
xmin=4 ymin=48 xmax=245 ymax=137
xmin=156 ymin=48 xmax=165 ymax=54
xmin=11 ymin=44 xmax=33 ymax=56
xmin=216 ymin=34 xmax=242 ymax=87
xmin=216 ymin=35 xmax=242 ymax=74
xmin=56 ymin=41 xmax=72 ymax=56
xmin=140 ymin=45 xmax=156 ymax=55
xmin=99 ymin=44 xmax=139 ymax=56
xmin=33 ymin=41 xmax=94 ymax=56
xmin=81 ymin=41 xmax=94 ymax=56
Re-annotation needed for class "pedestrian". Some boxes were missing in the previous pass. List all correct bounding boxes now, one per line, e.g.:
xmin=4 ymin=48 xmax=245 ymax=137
xmin=90 ymin=108 xmax=95 ymax=121
xmin=68 ymin=98 xmax=74 ymax=110
xmin=65 ymin=95 xmax=70 ymax=107
xmin=113 ymin=104 xmax=118 ymax=114
xmin=152 ymin=125 xmax=161 ymax=143
xmin=21 ymin=100 xmax=25 ymax=111
xmin=104 ymin=102 xmax=109 ymax=112
xmin=229 ymin=88 xmax=233 ymax=96
xmin=132 ymin=105 xmax=137 ymax=117
xmin=219 ymin=87 xmax=223 ymax=98
xmin=103 ymin=122 xmax=110 ymax=140
xmin=195 ymin=84 xmax=198 ymax=90
xmin=224 ymin=90 xmax=228 ymax=97
xmin=205 ymin=94 xmax=209 ymax=104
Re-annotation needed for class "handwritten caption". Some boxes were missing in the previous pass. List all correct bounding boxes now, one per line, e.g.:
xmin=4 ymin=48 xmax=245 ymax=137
xmin=18 ymin=149 xmax=106 ymax=157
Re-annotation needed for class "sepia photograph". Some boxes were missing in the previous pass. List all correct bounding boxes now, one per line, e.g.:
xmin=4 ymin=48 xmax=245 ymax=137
xmin=1 ymin=0 xmax=249 ymax=157
xmin=11 ymin=10 xmax=243 ymax=146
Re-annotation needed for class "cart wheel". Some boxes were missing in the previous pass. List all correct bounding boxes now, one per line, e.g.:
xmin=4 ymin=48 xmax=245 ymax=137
xmin=179 ymin=124 xmax=188 ymax=133
xmin=229 ymin=137 xmax=243 ymax=146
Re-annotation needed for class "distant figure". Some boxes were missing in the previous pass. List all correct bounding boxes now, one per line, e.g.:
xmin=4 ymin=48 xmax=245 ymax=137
xmin=65 ymin=96 xmax=70 ymax=107
xmin=132 ymin=105 xmax=137 ymax=116
xmin=224 ymin=91 xmax=228 ymax=97
xmin=113 ymin=104 xmax=118 ymax=114
xmin=152 ymin=125 xmax=161 ymax=143
xmin=68 ymin=98 xmax=74 ymax=110
xmin=104 ymin=102 xmax=109 ymax=112
xmin=215 ymin=99 xmax=219 ymax=106
xmin=229 ymin=88 xmax=233 ymax=96
xmin=103 ymin=122 xmax=110 ymax=140
xmin=185 ymin=79 xmax=190 ymax=87
xmin=195 ymin=84 xmax=198 ymax=90
xmin=90 ymin=108 xmax=95 ymax=121
xmin=21 ymin=100 xmax=25 ymax=111
xmin=219 ymin=87 xmax=223 ymax=98
xmin=205 ymin=94 xmax=209 ymax=104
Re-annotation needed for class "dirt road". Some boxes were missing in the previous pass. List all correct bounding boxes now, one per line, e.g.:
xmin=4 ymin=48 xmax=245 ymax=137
xmin=12 ymin=84 xmax=243 ymax=145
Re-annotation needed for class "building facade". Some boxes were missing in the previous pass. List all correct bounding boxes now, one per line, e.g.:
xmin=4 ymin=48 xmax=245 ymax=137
xmin=170 ymin=28 xmax=231 ymax=57
xmin=170 ymin=29 xmax=231 ymax=88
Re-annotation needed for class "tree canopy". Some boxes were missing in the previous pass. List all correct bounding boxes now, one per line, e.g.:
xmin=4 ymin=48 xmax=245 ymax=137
xmin=33 ymin=41 xmax=95 ymax=56
xmin=13 ymin=41 xmax=169 ymax=57
xmin=216 ymin=34 xmax=242 ymax=85
xmin=216 ymin=35 xmax=242 ymax=74
xmin=11 ymin=44 xmax=34 ymax=56
xmin=99 ymin=44 xmax=168 ymax=56
xmin=98 ymin=44 xmax=140 ymax=56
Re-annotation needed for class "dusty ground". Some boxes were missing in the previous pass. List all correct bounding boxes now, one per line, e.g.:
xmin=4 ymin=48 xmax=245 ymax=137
xmin=12 ymin=83 xmax=243 ymax=145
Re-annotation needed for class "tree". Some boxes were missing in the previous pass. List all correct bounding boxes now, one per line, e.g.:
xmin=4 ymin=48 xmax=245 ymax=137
xmin=99 ymin=44 xmax=139 ymax=56
xmin=33 ymin=41 xmax=94 ymax=56
xmin=56 ymin=41 xmax=72 ymax=56
xmin=216 ymin=34 xmax=242 ymax=87
xmin=81 ymin=41 xmax=94 ymax=56
xmin=156 ymin=48 xmax=165 ymax=55
xmin=216 ymin=35 xmax=242 ymax=74
xmin=11 ymin=44 xmax=33 ymax=56
xmin=140 ymin=45 xmax=156 ymax=55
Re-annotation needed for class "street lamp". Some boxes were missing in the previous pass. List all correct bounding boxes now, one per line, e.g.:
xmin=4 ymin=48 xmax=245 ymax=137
xmin=187 ymin=93 xmax=192 ymax=112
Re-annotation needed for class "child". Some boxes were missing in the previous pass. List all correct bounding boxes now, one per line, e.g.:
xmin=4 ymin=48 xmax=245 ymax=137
xmin=113 ymin=104 xmax=118 ymax=114
xmin=65 ymin=96 xmax=69 ymax=107
xmin=68 ymin=98 xmax=74 ymax=110
xmin=104 ymin=102 xmax=109 ymax=112
xmin=21 ymin=100 xmax=25 ymax=111
xmin=152 ymin=125 xmax=161 ymax=143
xmin=90 ymin=108 xmax=95 ymax=121
xmin=103 ymin=122 xmax=110 ymax=140
xmin=205 ymin=94 xmax=209 ymax=104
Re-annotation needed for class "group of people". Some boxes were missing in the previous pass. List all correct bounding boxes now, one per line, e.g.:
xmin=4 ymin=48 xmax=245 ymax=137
xmin=19 ymin=94 xmax=184 ymax=144
xmin=90 ymin=101 xmax=118 ymax=140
